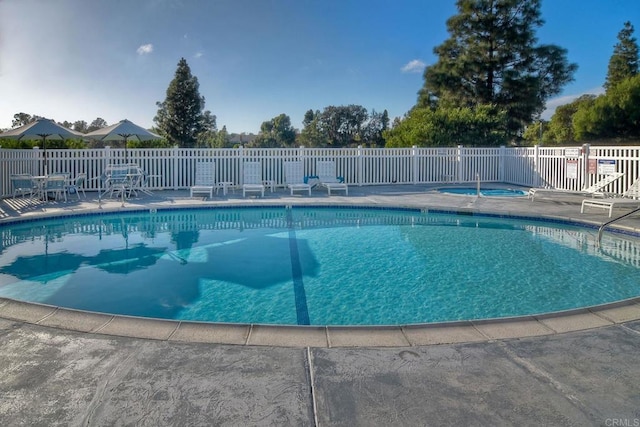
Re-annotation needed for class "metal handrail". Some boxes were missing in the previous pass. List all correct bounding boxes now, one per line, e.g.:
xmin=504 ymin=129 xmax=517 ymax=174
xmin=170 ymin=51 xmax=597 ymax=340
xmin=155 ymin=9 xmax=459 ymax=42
xmin=596 ymin=206 xmax=640 ymax=246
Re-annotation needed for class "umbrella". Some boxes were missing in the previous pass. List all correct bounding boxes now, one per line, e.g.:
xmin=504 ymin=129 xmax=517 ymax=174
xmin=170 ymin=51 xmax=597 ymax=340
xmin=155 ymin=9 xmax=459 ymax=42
xmin=87 ymin=244 xmax=166 ymax=274
xmin=84 ymin=119 xmax=161 ymax=163
xmin=0 ymin=118 xmax=83 ymax=174
xmin=0 ymin=252 xmax=89 ymax=283
xmin=167 ymin=235 xmax=320 ymax=289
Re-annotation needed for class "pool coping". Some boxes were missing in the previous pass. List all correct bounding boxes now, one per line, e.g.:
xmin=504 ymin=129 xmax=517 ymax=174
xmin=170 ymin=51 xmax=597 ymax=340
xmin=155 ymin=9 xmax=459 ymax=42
xmin=0 ymin=296 xmax=639 ymax=347
xmin=2 ymin=191 xmax=640 ymax=347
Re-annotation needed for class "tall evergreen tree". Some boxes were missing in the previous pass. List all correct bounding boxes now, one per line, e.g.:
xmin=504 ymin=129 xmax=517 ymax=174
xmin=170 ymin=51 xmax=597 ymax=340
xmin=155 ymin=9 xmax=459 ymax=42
xmin=299 ymin=110 xmax=328 ymax=147
xmin=154 ymin=58 xmax=213 ymax=147
xmin=418 ymin=0 xmax=577 ymax=136
xmin=604 ymin=21 xmax=639 ymax=91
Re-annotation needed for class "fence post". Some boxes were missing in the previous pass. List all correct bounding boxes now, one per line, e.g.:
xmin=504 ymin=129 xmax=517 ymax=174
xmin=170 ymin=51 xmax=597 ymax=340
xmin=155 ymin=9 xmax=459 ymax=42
xmin=357 ymin=145 xmax=363 ymax=186
xmin=172 ymin=146 xmax=179 ymax=190
xmin=498 ymin=145 xmax=505 ymax=182
xmin=238 ymin=145 xmax=244 ymax=185
xmin=533 ymin=144 xmax=540 ymax=187
xmin=412 ymin=145 xmax=418 ymax=184
xmin=581 ymin=143 xmax=591 ymax=189
xmin=456 ymin=145 xmax=463 ymax=183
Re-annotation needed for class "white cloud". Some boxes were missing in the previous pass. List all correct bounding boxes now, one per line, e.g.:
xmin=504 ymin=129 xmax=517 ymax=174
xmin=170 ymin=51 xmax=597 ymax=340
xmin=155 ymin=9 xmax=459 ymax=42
xmin=136 ymin=44 xmax=154 ymax=55
xmin=194 ymin=51 xmax=204 ymax=59
xmin=401 ymin=59 xmax=426 ymax=73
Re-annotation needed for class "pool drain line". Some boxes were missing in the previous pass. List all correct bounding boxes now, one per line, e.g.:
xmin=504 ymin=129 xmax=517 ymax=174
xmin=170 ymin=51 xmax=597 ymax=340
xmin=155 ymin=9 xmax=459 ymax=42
xmin=287 ymin=209 xmax=311 ymax=325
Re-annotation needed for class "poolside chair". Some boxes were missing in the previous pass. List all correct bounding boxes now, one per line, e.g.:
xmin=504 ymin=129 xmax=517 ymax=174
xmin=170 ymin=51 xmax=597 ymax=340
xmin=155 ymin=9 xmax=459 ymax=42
xmin=528 ymin=172 xmax=624 ymax=201
xmin=103 ymin=165 xmax=131 ymax=199
xmin=67 ymin=173 xmax=87 ymax=200
xmin=581 ymin=177 xmax=640 ymax=217
xmin=190 ymin=161 xmax=217 ymax=199
xmin=284 ymin=161 xmax=312 ymax=196
xmin=10 ymin=174 xmax=37 ymax=199
xmin=43 ymin=174 xmax=68 ymax=202
xmin=316 ymin=161 xmax=348 ymax=195
xmin=242 ymin=161 xmax=265 ymax=197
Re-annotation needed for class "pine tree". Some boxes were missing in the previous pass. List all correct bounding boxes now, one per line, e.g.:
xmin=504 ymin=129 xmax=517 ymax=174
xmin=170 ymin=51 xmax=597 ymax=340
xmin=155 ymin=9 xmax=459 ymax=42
xmin=418 ymin=0 xmax=577 ymax=136
xmin=154 ymin=58 xmax=212 ymax=147
xmin=604 ymin=21 xmax=639 ymax=91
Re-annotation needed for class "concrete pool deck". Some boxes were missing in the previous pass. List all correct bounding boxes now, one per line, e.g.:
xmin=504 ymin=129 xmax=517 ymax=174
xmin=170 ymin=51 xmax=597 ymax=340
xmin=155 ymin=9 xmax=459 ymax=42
xmin=1 ymin=185 xmax=640 ymax=425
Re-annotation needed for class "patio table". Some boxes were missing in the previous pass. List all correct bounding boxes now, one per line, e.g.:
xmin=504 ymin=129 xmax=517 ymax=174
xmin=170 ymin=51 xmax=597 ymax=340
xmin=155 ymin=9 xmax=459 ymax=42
xmin=217 ymin=181 xmax=234 ymax=195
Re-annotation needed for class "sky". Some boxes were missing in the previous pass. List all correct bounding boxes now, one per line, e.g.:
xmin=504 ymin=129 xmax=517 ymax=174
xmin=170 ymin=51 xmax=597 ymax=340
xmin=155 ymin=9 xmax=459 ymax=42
xmin=0 ymin=0 xmax=638 ymax=134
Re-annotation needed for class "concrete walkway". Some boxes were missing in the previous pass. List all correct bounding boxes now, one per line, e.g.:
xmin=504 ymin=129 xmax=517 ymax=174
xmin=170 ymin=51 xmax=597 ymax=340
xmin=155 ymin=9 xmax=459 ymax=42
xmin=1 ymin=185 xmax=640 ymax=425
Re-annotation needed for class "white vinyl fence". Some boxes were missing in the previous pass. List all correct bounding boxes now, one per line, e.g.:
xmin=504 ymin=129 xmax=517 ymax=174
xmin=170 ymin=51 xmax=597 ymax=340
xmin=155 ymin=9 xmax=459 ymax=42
xmin=1 ymin=144 xmax=639 ymax=198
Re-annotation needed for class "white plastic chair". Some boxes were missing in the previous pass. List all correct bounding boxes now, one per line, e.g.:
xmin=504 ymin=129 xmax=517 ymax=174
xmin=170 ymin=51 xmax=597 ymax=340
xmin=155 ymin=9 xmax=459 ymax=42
xmin=242 ymin=162 xmax=265 ymax=197
xmin=44 ymin=174 xmax=68 ymax=202
xmin=529 ymin=172 xmax=624 ymax=201
xmin=10 ymin=174 xmax=37 ymax=199
xmin=316 ymin=161 xmax=348 ymax=195
xmin=103 ymin=165 xmax=133 ymax=199
xmin=581 ymin=177 xmax=640 ymax=217
xmin=68 ymin=173 xmax=87 ymax=200
xmin=284 ymin=161 xmax=312 ymax=196
xmin=190 ymin=161 xmax=217 ymax=198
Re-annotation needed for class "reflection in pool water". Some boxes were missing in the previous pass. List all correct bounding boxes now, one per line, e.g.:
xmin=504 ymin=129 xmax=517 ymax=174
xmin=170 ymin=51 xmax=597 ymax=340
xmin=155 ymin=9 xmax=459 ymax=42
xmin=0 ymin=207 xmax=639 ymax=325
xmin=438 ymin=187 xmax=528 ymax=197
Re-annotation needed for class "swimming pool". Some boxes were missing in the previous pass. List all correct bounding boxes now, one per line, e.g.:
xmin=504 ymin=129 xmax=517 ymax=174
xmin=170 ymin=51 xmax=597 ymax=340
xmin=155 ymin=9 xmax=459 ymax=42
xmin=0 ymin=206 xmax=639 ymax=326
xmin=438 ymin=188 xmax=528 ymax=197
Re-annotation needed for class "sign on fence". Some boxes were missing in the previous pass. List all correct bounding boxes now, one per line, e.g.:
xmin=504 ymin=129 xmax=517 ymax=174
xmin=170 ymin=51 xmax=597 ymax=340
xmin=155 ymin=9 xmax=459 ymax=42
xmin=566 ymin=159 xmax=578 ymax=179
xmin=597 ymin=159 xmax=616 ymax=175
xmin=564 ymin=148 xmax=581 ymax=158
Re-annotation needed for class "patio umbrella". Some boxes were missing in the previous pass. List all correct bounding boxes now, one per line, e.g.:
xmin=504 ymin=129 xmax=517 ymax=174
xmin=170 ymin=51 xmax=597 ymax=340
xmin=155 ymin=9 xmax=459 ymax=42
xmin=0 ymin=252 xmax=89 ymax=283
xmin=169 ymin=235 xmax=320 ymax=289
xmin=88 ymin=244 xmax=166 ymax=275
xmin=84 ymin=119 xmax=161 ymax=163
xmin=0 ymin=118 xmax=83 ymax=174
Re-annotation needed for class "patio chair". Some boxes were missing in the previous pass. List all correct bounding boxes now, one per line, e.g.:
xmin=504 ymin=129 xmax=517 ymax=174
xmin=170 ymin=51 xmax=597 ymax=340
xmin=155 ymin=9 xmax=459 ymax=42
xmin=284 ymin=161 xmax=312 ymax=196
xmin=528 ymin=172 xmax=624 ymax=201
xmin=67 ymin=173 xmax=87 ymax=200
xmin=43 ymin=174 xmax=68 ymax=202
xmin=581 ymin=177 xmax=640 ymax=217
xmin=316 ymin=161 xmax=348 ymax=195
xmin=190 ymin=161 xmax=217 ymax=199
xmin=10 ymin=174 xmax=37 ymax=199
xmin=103 ymin=165 xmax=133 ymax=199
xmin=242 ymin=161 xmax=265 ymax=197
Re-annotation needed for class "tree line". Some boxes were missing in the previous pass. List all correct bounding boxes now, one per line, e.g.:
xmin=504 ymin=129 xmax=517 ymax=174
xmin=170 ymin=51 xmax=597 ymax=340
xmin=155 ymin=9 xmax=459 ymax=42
xmin=4 ymin=1 xmax=637 ymax=149
xmin=523 ymin=21 xmax=639 ymax=144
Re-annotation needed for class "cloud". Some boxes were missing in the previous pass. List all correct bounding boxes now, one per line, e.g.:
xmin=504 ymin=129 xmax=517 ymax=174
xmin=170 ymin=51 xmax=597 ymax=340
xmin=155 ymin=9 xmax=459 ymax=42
xmin=194 ymin=51 xmax=204 ymax=59
xmin=136 ymin=44 xmax=154 ymax=55
xmin=401 ymin=59 xmax=426 ymax=73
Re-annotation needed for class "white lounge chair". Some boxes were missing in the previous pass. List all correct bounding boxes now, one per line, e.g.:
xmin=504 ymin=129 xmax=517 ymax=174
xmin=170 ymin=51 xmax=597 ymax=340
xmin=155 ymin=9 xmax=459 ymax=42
xmin=581 ymin=178 xmax=640 ymax=217
xmin=317 ymin=161 xmax=348 ymax=195
xmin=242 ymin=161 xmax=265 ymax=197
xmin=190 ymin=161 xmax=217 ymax=198
xmin=284 ymin=161 xmax=311 ymax=196
xmin=528 ymin=172 xmax=624 ymax=201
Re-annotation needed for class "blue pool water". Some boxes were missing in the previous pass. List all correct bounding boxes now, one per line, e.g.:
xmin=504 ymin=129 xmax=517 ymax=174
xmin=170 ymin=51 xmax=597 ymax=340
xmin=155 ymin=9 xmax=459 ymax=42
xmin=0 ymin=207 xmax=639 ymax=326
xmin=439 ymin=188 xmax=528 ymax=197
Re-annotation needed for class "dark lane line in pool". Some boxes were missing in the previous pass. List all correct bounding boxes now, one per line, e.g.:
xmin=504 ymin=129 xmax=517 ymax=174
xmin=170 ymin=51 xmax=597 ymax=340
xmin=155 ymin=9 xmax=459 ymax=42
xmin=287 ymin=210 xmax=311 ymax=325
